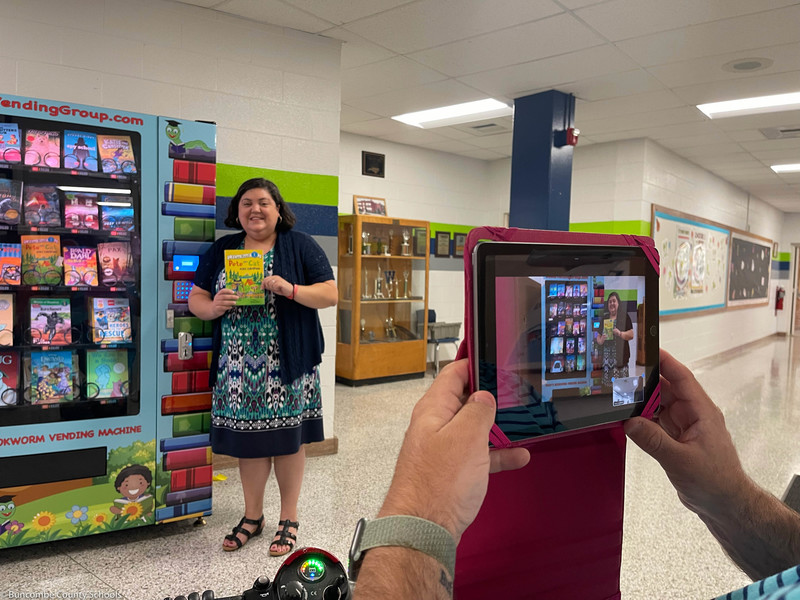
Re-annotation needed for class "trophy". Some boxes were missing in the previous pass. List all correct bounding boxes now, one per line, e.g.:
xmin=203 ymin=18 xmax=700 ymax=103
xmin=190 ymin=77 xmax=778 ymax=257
xmin=402 ymin=269 xmax=410 ymax=298
xmin=401 ymin=229 xmax=411 ymax=256
xmin=360 ymin=318 xmax=367 ymax=341
xmin=347 ymin=225 xmax=353 ymax=254
xmin=362 ymin=231 xmax=370 ymax=255
xmin=374 ymin=263 xmax=385 ymax=298
xmin=386 ymin=229 xmax=394 ymax=256
xmin=362 ymin=267 xmax=371 ymax=299
xmin=384 ymin=269 xmax=395 ymax=298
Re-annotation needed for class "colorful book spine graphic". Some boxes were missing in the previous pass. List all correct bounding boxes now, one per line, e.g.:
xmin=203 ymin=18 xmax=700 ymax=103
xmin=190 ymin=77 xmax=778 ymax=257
xmin=170 ymin=464 xmax=213 ymax=492
xmin=165 ymin=486 xmax=212 ymax=507
xmin=0 ymin=243 xmax=21 ymax=286
xmin=171 ymin=370 xmax=211 ymax=394
xmin=162 ymin=240 xmax=212 ymax=261
xmin=155 ymin=498 xmax=212 ymax=523
xmin=0 ymin=178 xmax=23 ymax=225
xmin=172 ymin=160 xmax=216 ymax=186
xmin=160 ymin=433 xmax=210 ymax=453
xmin=224 ymin=249 xmax=264 ymax=306
xmin=164 ymin=182 xmax=216 ymax=205
xmin=0 ymin=349 xmax=19 ymax=407
xmin=160 ymin=391 xmax=212 ymax=414
xmin=162 ymin=446 xmax=212 ymax=471
xmin=163 ymin=351 xmax=212 ymax=373
xmin=161 ymin=202 xmax=215 ymax=219
xmin=0 ymin=293 xmax=13 ymax=346
xmin=171 ymin=412 xmax=211 ymax=437
xmin=173 ymin=217 xmax=215 ymax=242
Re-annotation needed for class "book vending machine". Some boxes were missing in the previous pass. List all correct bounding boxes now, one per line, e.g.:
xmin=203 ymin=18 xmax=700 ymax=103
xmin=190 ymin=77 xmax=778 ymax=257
xmin=0 ymin=93 xmax=216 ymax=548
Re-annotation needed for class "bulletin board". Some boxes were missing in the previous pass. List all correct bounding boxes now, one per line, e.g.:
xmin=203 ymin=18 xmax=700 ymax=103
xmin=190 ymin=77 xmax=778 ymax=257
xmin=652 ymin=205 xmax=730 ymax=318
xmin=727 ymin=229 xmax=772 ymax=307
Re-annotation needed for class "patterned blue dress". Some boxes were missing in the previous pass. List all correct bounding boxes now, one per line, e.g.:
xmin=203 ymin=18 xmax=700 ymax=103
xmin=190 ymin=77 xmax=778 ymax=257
xmin=210 ymin=248 xmax=323 ymax=458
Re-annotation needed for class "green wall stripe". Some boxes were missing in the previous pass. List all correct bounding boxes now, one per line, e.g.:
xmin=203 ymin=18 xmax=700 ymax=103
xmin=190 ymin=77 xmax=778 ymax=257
xmin=778 ymin=251 xmax=791 ymax=262
xmin=605 ymin=289 xmax=639 ymax=302
xmin=429 ymin=223 xmax=474 ymax=237
xmin=570 ymin=220 xmax=651 ymax=236
xmin=217 ymin=163 xmax=338 ymax=207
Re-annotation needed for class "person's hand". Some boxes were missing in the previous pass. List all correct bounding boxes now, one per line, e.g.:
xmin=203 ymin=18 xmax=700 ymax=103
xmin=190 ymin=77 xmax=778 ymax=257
xmin=612 ymin=327 xmax=621 ymax=337
xmin=378 ymin=359 xmax=530 ymax=542
xmin=263 ymin=274 xmax=293 ymax=297
xmin=624 ymin=349 xmax=750 ymax=517
xmin=212 ymin=288 xmax=239 ymax=317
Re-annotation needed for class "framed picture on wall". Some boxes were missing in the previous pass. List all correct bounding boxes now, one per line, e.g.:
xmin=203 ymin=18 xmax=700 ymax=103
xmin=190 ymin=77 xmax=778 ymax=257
xmin=362 ymin=151 xmax=385 ymax=178
xmin=435 ymin=231 xmax=451 ymax=257
xmin=453 ymin=233 xmax=466 ymax=258
xmin=773 ymin=242 xmax=780 ymax=259
xmin=413 ymin=228 xmax=427 ymax=256
xmin=353 ymin=195 xmax=387 ymax=216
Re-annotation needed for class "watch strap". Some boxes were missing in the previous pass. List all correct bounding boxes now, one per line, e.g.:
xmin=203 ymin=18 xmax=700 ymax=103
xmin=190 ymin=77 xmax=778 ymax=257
xmin=359 ymin=516 xmax=456 ymax=578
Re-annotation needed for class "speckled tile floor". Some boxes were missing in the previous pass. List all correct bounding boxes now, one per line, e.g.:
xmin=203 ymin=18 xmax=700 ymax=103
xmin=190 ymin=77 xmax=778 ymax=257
xmin=2 ymin=336 xmax=800 ymax=599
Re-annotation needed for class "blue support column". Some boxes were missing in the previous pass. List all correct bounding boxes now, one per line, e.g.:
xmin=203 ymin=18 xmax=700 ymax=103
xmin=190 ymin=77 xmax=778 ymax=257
xmin=509 ymin=90 xmax=575 ymax=231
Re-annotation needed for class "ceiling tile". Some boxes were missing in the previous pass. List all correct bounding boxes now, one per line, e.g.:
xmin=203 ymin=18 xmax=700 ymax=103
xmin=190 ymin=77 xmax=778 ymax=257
xmin=342 ymin=0 xmax=564 ymax=55
xmin=657 ymin=132 xmax=737 ymax=149
xmin=673 ymin=142 xmax=745 ymax=158
xmin=342 ymin=56 xmax=447 ymax=101
xmin=380 ymin=129 xmax=453 ymax=145
xmin=740 ymin=137 xmax=800 ymax=152
xmin=727 ymin=130 xmax=774 ymax=143
xmin=345 ymin=79 xmax=487 ymax=117
xmin=615 ymin=5 xmax=800 ymax=67
xmin=646 ymin=42 xmax=800 ymax=89
xmin=340 ymin=104 xmax=382 ymax=125
xmin=340 ymin=117 xmax=411 ymax=137
xmin=213 ymin=0 xmax=335 ymax=32
xmin=575 ymin=90 xmax=686 ymax=121
xmin=459 ymin=132 xmax=514 ymax=150
xmin=575 ymin=0 xmax=798 ymax=42
xmin=284 ymin=0 xmax=415 ymax=25
xmin=419 ymin=139 xmax=484 ymax=153
xmin=708 ymin=110 xmax=800 ymax=133
xmin=578 ymin=106 xmax=705 ymax=135
xmin=459 ymin=44 xmax=638 ymax=98
xmin=551 ymin=69 xmax=667 ymax=102
xmin=324 ymin=27 xmax=395 ymax=69
xmin=408 ymin=13 xmax=604 ymax=77
xmin=458 ymin=148 xmax=508 ymax=160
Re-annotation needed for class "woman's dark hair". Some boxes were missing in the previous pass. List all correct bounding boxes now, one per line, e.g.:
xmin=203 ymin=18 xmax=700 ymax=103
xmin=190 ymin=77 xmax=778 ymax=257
xmin=606 ymin=291 xmax=621 ymax=308
xmin=224 ymin=178 xmax=296 ymax=232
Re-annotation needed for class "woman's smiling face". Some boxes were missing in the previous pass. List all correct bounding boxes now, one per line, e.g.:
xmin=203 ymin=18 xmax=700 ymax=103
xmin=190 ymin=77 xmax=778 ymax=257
xmin=238 ymin=187 xmax=279 ymax=239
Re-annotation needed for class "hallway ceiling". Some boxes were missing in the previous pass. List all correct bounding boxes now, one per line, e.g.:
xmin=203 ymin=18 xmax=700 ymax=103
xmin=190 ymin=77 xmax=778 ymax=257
xmin=174 ymin=0 xmax=800 ymax=213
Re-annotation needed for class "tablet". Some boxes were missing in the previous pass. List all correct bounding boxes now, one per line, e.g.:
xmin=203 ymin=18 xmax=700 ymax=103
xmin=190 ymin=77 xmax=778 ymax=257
xmin=473 ymin=241 xmax=659 ymax=443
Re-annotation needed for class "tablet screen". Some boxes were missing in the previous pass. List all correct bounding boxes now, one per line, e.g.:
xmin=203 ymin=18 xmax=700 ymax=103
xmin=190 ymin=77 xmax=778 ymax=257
xmin=474 ymin=242 xmax=659 ymax=442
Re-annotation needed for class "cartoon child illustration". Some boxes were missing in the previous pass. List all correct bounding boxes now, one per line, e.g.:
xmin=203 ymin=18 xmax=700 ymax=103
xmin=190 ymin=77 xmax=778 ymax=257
xmin=109 ymin=464 xmax=154 ymax=521
xmin=0 ymin=494 xmax=21 ymax=535
xmin=164 ymin=120 xmax=212 ymax=156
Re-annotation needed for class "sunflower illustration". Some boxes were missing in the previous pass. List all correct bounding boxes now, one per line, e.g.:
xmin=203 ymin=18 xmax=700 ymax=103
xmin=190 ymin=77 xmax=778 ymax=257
xmin=92 ymin=513 xmax=108 ymax=527
xmin=122 ymin=501 xmax=142 ymax=520
xmin=31 ymin=511 xmax=56 ymax=532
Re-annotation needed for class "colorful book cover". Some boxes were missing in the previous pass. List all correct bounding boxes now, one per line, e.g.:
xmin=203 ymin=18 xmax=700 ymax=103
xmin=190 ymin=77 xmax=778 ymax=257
xmin=23 ymin=185 xmax=61 ymax=227
xmin=0 ymin=349 xmax=19 ymax=407
xmin=87 ymin=348 xmax=128 ymax=398
xmin=63 ymin=192 xmax=99 ymax=230
xmin=0 ymin=123 xmax=22 ymax=163
xmin=29 ymin=349 xmax=73 ymax=404
xmin=97 ymin=134 xmax=137 ymax=174
xmin=97 ymin=241 xmax=134 ymax=285
xmin=63 ymin=246 xmax=98 ymax=286
xmin=0 ymin=178 xmax=23 ymax=225
xmin=24 ymin=129 xmax=61 ymax=168
xmin=63 ymin=130 xmax=99 ymax=171
xmin=224 ymin=249 xmax=264 ymax=305
xmin=30 ymin=297 xmax=71 ymax=345
xmin=0 ymin=243 xmax=21 ymax=285
xmin=0 ymin=293 xmax=13 ymax=346
xmin=21 ymin=235 xmax=62 ymax=285
xmin=91 ymin=297 xmax=131 ymax=343
xmin=100 ymin=196 xmax=135 ymax=233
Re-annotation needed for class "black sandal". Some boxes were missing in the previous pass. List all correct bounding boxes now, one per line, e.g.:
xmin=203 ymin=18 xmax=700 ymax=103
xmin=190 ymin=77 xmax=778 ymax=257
xmin=268 ymin=519 xmax=299 ymax=557
xmin=222 ymin=515 xmax=264 ymax=552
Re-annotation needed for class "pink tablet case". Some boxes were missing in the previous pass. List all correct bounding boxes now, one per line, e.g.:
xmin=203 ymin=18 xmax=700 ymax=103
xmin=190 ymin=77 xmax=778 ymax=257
xmin=454 ymin=227 xmax=660 ymax=600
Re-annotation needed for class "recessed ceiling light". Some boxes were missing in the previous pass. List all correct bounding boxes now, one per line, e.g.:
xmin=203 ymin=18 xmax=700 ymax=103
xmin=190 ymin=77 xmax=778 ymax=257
xmin=392 ymin=99 xmax=512 ymax=129
xmin=721 ymin=57 xmax=773 ymax=73
xmin=770 ymin=164 xmax=800 ymax=173
xmin=697 ymin=91 xmax=800 ymax=119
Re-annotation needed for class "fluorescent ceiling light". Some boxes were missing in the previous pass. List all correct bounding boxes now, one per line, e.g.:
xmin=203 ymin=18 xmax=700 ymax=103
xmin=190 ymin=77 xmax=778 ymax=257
xmin=392 ymin=99 xmax=512 ymax=129
xmin=58 ymin=185 xmax=131 ymax=195
xmin=770 ymin=163 xmax=800 ymax=173
xmin=697 ymin=92 xmax=800 ymax=118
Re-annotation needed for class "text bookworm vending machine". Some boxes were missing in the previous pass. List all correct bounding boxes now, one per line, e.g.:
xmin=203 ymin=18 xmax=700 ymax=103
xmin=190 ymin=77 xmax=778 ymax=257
xmin=0 ymin=93 xmax=217 ymax=548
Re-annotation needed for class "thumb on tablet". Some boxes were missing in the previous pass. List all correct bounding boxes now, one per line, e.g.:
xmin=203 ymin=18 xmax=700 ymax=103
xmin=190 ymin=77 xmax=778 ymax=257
xmin=624 ymin=417 xmax=681 ymax=466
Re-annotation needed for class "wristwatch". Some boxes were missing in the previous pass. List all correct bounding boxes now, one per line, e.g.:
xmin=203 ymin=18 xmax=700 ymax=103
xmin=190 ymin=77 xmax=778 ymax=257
xmin=348 ymin=515 xmax=457 ymax=582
